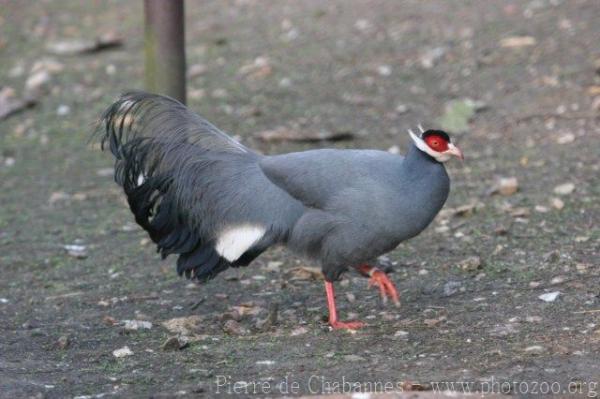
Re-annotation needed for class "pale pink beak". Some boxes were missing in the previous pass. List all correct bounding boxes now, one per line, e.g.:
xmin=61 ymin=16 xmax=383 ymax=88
xmin=447 ymin=143 xmax=464 ymax=161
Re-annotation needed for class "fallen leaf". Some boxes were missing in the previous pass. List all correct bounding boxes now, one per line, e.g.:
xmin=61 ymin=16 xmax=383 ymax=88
xmin=588 ymin=86 xmax=600 ymax=96
xmin=46 ymin=33 xmax=123 ymax=55
xmin=222 ymin=319 xmax=249 ymax=335
xmin=423 ymin=317 xmax=445 ymax=327
xmin=499 ymin=36 xmax=537 ymax=48
xmin=254 ymin=126 xmax=354 ymax=142
xmin=489 ymin=177 xmax=519 ymax=196
xmin=287 ymin=266 xmax=323 ymax=281
xmin=458 ymin=256 xmax=482 ymax=271
xmin=237 ymin=57 xmax=272 ymax=80
xmin=437 ymin=99 xmax=485 ymax=133
xmin=509 ymin=207 xmax=530 ymax=217
xmin=162 ymin=315 xmax=203 ymax=336
xmin=161 ymin=336 xmax=189 ymax=351
xmin=0 ymin=87 xmax=37 ymax=121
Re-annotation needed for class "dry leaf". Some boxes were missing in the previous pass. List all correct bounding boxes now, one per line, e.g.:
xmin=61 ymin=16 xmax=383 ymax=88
xmin=489 ymin=177 xmax=519 ymax=196
xmin=162 ymin=315 xmax=203 ymax=336
xmin=287 ymin=266 xmax=323 ymax=281
xmin=500 ymin=36 xmax=537 ymax=48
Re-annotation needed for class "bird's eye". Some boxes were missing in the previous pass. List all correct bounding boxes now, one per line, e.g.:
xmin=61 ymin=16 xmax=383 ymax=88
xmin=424 ymin=134 xmax=449 ymax=152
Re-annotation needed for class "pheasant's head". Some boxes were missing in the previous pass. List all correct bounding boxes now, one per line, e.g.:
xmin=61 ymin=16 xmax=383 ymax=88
xmin=408 ymin=127 xmax=463 ymax=162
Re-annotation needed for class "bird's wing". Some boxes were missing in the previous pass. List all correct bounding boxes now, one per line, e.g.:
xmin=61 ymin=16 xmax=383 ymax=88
xmin=259 ymin=149 xmax=402 ymax=209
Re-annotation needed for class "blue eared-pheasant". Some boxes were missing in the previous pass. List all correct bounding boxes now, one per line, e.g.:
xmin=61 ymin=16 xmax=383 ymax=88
xmin=98 ymin=92 xmax=463 ymax=330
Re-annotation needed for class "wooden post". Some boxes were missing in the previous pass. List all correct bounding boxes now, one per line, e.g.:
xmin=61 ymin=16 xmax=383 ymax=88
xmin=144 ymin=0 xmax=186 ymax=104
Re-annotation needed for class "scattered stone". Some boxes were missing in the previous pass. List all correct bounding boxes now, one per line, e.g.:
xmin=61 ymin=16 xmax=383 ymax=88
xmin=56 ymin=335 xmax=70 ymax=349
xmin=395 ymin=104 xmax=409 ymax=114
xmin=489 ymin=177 xmax=519 ymax=196
xmin=394 ymin=330 xmax=409 ymax=337
xmin=529 ymin=281 xmax=542 ymax=288
xmin=162 ymin=336 xmax=189 ymax=351
xmin=290 ymin=326 xmax=308 ymax=336
xmin=500 ymin=36 xmax=537 ymax=48
xmin=509 ymin=207 xmax=530 ymax=218
xmin=442 ymin=280 xmax=463 ymax=297
xmin=553 ymin=182 xmax=575 ymax=196
xmin=343 ymin=354 xmax=366 ymax=362
xmin=112 ymin=346 xmax=133 ymax=358
xmin=550 ymin=275 xmax=567 ymax=285
xmin=556 ymin=132 xmax=575 ymax=144
xmin=49 ymin=191 xmax=71 ymax=204
xmin=458 ymin=256 xmax=482 ymax=271
xmin=551 ymin=197 xmax=564 ymax=210
xmin=387 ymin=145 xmax=400 ymax=154
xmin=122 ymin=320 xmax=152 ymax=331
xmin=187 ymin=63 xmax=207 ymax=79
xmin=535 ymin=205 xmax=549 ymax=213
xmin=254 ymin=126 xmax=354 ymax=143
xmin=376 ymin=64 xmax=392 ymax=76
xmin=525 ymin=316 xmax=543 ymax=323
xmin=64 ymin=244 xmax=87 ymax=259
xmin=524 ymin=345 xmax=545 ymax=355
xmin=56 ymin=104 xmax=70 ymax=116
xmin=539 ymin=291 xmax=560 ymax=302
xmin=255 ymin=360 xmax=276 ymax=366
xmin=489 ymin=323 xmax=519 ymax=337
xmin=0 ymin=298 xmax=8 ymax=304
xmin=419 ymin=47 xmax=446 ymax=69
xmin=96 ymin=168 xmax=114 ymax=177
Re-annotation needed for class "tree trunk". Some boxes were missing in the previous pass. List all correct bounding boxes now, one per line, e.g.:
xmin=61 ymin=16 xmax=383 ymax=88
xmin=144 ymin=0 xmax=186 ymax=104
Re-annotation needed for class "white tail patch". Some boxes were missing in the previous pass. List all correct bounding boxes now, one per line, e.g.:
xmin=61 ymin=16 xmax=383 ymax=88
xmin=215 ymin=225 xmax=266 ymax=262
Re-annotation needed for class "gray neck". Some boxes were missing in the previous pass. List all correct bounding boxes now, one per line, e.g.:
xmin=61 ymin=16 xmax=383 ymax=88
xmin=403 ymin=143 xmax=446 ymax=176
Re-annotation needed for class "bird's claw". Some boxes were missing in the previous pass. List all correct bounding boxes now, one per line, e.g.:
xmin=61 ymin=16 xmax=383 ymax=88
xmin=329 ymin=320 xmax=365 ymax=330
xmin=368 ymin=269 xmax=401 ymax=307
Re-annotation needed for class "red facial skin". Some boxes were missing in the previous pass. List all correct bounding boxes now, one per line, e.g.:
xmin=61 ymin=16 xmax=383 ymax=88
xmin=424 ymin=134 xmax=449 ymax=152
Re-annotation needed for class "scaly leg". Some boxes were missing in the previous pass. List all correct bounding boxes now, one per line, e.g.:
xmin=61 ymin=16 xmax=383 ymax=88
xmin=325 ymin=281 xmax=365 ymax=330
xmin=357 ymin=264 xmax=401 ymax=307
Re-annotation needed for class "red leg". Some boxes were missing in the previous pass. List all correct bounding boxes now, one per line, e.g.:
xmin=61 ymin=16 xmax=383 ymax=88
xmin=357 ymin=264 xmax=401 ymax=307
xmin=325 ymin=281 xmax=365 ymax=330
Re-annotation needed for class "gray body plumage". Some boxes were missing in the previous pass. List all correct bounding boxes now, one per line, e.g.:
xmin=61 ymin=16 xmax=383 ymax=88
xmin=98 ymin=92 xmax=450 ymax=282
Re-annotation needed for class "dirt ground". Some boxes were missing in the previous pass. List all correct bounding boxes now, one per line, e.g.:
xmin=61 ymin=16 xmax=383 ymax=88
xmin=1 ymin=1 xmax=599 ymax=398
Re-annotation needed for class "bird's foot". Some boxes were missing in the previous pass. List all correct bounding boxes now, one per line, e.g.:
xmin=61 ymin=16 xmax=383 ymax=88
xmin=329 ymin=320 xmax=365 ymax=330
xmin=367 ymin=268 xmax=401 ymax=307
